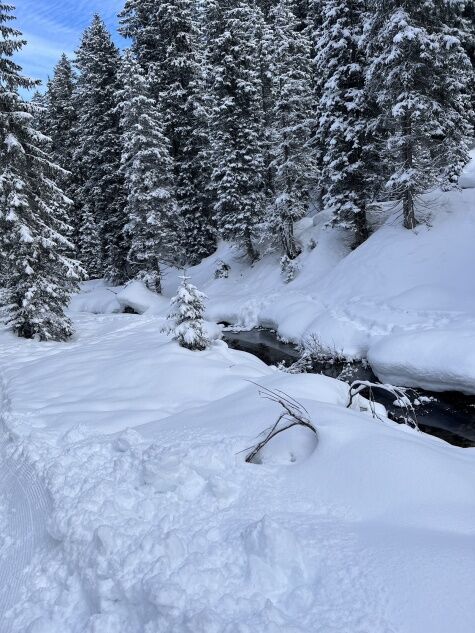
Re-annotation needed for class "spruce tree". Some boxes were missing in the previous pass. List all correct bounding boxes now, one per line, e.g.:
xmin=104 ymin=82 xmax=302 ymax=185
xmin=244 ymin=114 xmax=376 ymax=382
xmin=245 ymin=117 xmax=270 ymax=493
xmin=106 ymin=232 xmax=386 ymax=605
xmin=120 ymin=0 xmax=216 ymax=266
xmin=118 ymin=51 xmax=177 ymax=293
xmin=301 ymin=0 xmax=325 ymax=211
xmin=365 ymin=0 xmax=473 ymax=228
xmin=268 ymin=0 xmax=315 ymax=258
xmin=74 ymin=15 xmax=128 ymax=281
xmin=156 ymin=0 xmax=216 ymax=264
xmin=119 ymin=0 xmax=163 ymax=74
xmin=165 ymin=275 xmax=211 ymax=351
xmin=315 ymin=0 xmax=371 ymax=246
xmin=44 ymin=54 xmax=79 ymax=243
xmin=0 ymin=3 xmax=82 ymax=341
xmin=255 ymin=0 xmax=277 ymax=203
xmin=207 ymin=0 xmax=267 ymax=262
xmin=30 ymin=91 xmax=47 ymax=131
xmin=45 ymin=54 xmax=77 ymax=171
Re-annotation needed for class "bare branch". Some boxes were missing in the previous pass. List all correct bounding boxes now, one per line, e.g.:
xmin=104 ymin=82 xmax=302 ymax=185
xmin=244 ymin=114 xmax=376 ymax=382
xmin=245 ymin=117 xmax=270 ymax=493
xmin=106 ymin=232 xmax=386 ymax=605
xmin=243 ymin=383 xmax=317 ymax=464
xmin=347 ymin=380 xmax=419 ymax=430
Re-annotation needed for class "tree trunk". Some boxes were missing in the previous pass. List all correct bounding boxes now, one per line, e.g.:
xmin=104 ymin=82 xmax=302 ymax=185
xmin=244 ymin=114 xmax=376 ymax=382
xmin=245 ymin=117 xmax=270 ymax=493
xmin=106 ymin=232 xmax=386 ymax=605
xmin=402 ymin=111 xmax=417 ymax=229
xmin=352 ymin=204 xmax=369 ymax=249
xmin=244 ymin=228 xmax=259 ymax=263
xmin=403 ymin=192 xmax=417 ymax=229
xmin=281 ymin=215 xmax=301 ymax=260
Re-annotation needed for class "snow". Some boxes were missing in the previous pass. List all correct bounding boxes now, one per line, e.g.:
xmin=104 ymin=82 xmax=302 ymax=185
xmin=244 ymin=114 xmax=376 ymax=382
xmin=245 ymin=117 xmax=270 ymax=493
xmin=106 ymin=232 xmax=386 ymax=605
xmin=116 ymin=280 xmax=170 ymax=315
xmin=0 ymin=302 xmax=474 ymax=632
xmin=368 ymin=327 xmax=475 ymax=394
xmin=145 ymin=181 xmax=475 ymax=394
xmin=459 ymin=149 xmax=475 ymax=188
xmin=1 ymin=146 xmax=475 ymax=633
xmin=73 ymin=178 xmax=475 ymax=395
xmin=69 ymin=280 xmax=122 ymax=314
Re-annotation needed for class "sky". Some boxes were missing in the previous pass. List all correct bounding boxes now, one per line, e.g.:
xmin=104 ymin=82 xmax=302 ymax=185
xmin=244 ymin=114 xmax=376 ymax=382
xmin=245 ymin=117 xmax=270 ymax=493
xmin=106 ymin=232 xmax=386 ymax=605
xmin=14 ymin=0 xmax=126 ymax=89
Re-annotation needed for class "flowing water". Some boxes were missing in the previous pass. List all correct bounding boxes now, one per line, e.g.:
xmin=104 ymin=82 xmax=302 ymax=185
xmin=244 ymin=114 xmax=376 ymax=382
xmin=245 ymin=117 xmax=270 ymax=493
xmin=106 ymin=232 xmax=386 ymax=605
xmin=223 ymin=328 xmax=475 ymax=448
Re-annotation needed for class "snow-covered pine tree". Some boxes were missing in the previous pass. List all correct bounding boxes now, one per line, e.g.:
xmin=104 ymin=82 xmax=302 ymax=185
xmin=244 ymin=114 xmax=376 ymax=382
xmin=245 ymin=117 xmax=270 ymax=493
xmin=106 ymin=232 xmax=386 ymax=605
xmin=157 ymin=0 xmax=216 ymax=265
xmin=267 ymin=0 xmax=316 ymax=258
xmin=365 ymin=0 xmax=473 ymax=229
xmin=43 ymin=54 xmax=79 ymax=244
xmin=435 ymin=1 xmax=475 ymax=160
xmin=462 ymin=2 xmax=475 ymax=119
xmin=254 ymin=1 xmax=276 ymax=203
xmin=74 ymin=15 xmax=128 ymax=282
xmin=118 ymin=51 xmax=177 ymax=293
xmin=77 ymin=206 xmax=102 ymax=277
xmin=0 ymin=3 xmax=82 ymax=341
xmin=30 ymin=91 xmax=47 ymax=131
xmin=165 ymin=275 xmax=211 ymax=351
xmin=45 ymin=54 xmax=77 ymax=171
xmin=207 ymin=0 xmax=267 ymax=262
xmin=300 ymin=0 xmax=325 ymax=211
xmin=120 ymin=0 xmax=217 ymax=266
xmin=315 ymin=0 xmax=371 ymax=246
xmin=119 ymin=0 xmax=163 ymax=76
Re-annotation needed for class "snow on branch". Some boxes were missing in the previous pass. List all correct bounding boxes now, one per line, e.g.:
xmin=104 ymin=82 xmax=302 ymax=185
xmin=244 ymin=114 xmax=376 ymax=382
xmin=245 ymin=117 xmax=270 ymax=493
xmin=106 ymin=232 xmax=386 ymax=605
xmin=347 ymin=380 xmax=419 ymax=430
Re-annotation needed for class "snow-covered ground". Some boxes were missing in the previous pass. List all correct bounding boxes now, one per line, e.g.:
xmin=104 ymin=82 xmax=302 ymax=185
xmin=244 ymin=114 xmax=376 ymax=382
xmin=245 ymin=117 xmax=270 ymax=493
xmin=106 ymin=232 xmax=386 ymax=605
xmin=0 ymin=304 xmax=474 ymax=632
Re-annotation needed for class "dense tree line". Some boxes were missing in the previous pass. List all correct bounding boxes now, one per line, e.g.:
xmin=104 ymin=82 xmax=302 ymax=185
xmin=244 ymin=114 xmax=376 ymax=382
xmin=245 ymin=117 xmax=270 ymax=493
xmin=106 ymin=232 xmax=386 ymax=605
xmin=0 ymin=1 xmax=473 ymax=341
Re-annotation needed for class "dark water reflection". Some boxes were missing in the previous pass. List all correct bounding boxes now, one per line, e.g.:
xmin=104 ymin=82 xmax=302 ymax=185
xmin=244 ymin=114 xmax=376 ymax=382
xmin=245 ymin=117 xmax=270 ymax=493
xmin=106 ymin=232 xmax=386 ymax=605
xmin=223 ymin=328 xmax=475 ymax=448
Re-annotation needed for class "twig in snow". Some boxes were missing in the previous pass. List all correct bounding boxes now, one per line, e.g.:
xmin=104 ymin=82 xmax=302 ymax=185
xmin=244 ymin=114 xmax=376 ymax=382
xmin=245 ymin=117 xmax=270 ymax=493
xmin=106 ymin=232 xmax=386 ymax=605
xmin=242 ymin=382 xmax=316 ymax=464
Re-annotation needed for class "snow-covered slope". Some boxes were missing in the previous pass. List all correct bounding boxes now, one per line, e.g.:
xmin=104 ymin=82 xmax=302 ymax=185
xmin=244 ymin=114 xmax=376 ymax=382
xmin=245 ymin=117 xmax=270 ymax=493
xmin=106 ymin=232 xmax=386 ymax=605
xmin=0 ymin=309 xmax=474 ymax=632
xmin=150 ymin=157 xmax=475 ymax=394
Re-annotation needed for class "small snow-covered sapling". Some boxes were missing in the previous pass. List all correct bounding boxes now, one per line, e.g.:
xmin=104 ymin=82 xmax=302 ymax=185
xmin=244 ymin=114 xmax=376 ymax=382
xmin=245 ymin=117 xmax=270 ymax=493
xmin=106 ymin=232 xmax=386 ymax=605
xmin=165 ymin=275 xmax=211 ymax=351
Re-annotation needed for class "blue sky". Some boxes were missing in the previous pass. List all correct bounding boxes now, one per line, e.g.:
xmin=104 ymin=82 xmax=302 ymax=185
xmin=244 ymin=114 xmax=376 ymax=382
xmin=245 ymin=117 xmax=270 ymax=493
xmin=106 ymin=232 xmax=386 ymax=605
xmin=14 ymin=0 xmax=126 ymax=89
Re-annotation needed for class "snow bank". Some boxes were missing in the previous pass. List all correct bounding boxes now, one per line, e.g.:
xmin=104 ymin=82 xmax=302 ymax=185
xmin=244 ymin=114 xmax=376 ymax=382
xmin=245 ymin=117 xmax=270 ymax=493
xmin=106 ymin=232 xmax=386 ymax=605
xmin=116 ymin=280 xmax=169 ymax=315
xmin=67 ymin=155 xmax=475 ymax=393
xmin=69 ymin=280 xmax=122 ymax=314
xmin=368 ymin=327 xmax=475 ymax=395
xmin=2 ymin=319 xmax=267 ymax=435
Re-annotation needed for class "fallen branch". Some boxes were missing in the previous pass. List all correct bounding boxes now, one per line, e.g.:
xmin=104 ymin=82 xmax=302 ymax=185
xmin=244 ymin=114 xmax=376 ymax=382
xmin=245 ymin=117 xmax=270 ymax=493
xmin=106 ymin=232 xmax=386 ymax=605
xmin=243 ymin=383 xmax=317 ymax=464
xmin=347 ymin=380 xmax=419 ymax=430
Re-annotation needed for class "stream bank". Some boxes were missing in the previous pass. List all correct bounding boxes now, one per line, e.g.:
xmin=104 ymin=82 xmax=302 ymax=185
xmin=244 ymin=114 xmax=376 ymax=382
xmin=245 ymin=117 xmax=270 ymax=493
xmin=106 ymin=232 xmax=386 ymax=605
xmin=223 ymin=328 xmax=475 ymax=448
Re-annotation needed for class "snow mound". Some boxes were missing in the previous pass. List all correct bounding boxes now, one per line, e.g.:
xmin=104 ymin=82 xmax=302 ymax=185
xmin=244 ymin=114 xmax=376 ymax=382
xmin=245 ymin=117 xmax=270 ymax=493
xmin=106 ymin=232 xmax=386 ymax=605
xmin=116 ymin=280 xmax=169 ymax=315
xmin=69 ymin=280 xmax=122 ymax=314
xmin=368 ymin=327 xmax=475 ymax=395
xmin=253 ymin=423 xmax=318 ymax=465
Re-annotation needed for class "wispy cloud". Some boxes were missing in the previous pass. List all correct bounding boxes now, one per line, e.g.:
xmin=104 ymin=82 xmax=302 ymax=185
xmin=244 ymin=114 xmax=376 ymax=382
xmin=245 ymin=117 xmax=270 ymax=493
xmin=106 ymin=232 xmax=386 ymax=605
xmin=13 ymin=0 xmax=125 ymax=88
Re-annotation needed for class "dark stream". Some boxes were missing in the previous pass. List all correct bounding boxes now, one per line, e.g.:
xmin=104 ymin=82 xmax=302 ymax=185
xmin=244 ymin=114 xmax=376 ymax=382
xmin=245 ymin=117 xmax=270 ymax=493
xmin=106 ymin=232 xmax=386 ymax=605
xmin=223 ymin=328 xmax=475 ymax=448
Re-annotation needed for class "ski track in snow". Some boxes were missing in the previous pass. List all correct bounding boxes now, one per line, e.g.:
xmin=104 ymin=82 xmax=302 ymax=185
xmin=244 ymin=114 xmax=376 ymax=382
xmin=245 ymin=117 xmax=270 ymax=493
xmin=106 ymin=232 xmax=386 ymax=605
xmin=0 ymin=379 xmax=54 ymax=633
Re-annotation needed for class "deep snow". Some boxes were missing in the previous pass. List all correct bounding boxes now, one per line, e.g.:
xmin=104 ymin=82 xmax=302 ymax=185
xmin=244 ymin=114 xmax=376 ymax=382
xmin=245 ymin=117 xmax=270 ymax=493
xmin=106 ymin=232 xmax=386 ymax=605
xmin=0 ymin=305 xmax=474 ymax=632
